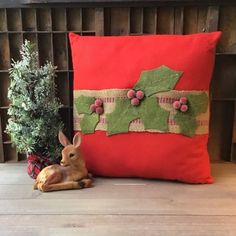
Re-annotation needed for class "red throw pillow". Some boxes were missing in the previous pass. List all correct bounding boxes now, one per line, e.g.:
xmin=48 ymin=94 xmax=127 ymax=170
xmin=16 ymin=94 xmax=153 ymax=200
xmin=69 ymin=32 xmax=221 ymax=184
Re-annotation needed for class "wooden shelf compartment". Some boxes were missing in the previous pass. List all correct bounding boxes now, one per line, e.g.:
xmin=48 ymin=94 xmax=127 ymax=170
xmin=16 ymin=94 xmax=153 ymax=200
xmin=53 ymin=33 xmax=68 ymax=70
xmin=208 ymin=100 xmax=235 ymax=162
xmin=0 ymin=72 xmax=10 ymax=108
xmin=55 ymin=72 xmax=70 ymax=107
xmin=8 ymin=33 xmax=23 ymax=62
xmin=6 ymin=8 xmax=22 ymax=32
xmin=38 ymin=33 xmax=53 ymax=65
xmin=0 ymin=33 xmax=10 ymax=70
xmin=0 ymin=9 xmax=7 ymax=31
xmin=21 ymin=8 xmax=37 ymax=32
xmin=67 ymin=8 xmax=82 ymax=31
xmin=37 ymin=8 xmax=52 ymax=31
xmin=211 ymin=56 xmax=236 ymax=101
xmin=52 ymin=8 xmax=67 ymax=31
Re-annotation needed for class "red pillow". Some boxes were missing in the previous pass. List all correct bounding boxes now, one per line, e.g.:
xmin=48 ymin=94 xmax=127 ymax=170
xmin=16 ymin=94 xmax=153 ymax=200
xmin=69 ymin=32 xmax=221 ymax=184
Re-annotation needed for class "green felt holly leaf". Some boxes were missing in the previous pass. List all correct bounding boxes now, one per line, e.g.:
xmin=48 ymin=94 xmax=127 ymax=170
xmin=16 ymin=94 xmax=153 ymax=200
xmin=80 ymin=113 xmax=100 ymax=134
xmin=174 ymin=92 xmax=208 ymax=137
xmin=139 ymin=97 xmax=169 ymax=131
xmin=75 ymin=95 xmax=95 ymax=114
xmin=107 ymin=99 xmax=140 ymax=135
xmin=107 ymin=97 xmax=169 ymax=135
xmin=134 ymin=65 xmax=183 ymax=97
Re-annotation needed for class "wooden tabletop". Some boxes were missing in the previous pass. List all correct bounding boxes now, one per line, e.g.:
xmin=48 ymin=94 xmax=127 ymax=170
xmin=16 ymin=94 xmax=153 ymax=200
xmin=0 ymin=162 xmax=236 ymax=235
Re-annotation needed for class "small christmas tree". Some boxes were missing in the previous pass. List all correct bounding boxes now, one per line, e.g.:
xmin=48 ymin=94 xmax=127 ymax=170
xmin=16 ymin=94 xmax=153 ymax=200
xmin=6 ymin=40 xmax=63 ymax=165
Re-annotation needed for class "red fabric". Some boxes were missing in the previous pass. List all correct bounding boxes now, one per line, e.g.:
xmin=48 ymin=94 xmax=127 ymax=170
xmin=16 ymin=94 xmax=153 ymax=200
xmin=69 ymin=32 xmax=221 ymax=184
xmin=27 ymin=154 xmax=53 ymax=179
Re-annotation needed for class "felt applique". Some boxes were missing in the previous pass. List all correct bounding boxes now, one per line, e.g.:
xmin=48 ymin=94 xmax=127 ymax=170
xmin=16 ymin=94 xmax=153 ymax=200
xmin=107 ymin=66 xmax=182 ymax=135
xmin=75 ymin=95 xmax=100 ymax=134
xmin=106 ymin=96 xmax=169 ymax=135
xmin=134 ymin=65 xmax=183 ymax=96
xmin=174 ymin=93 xmax=208 ymax=136
xmin=74 ymin=66 xmax=209 ymax=137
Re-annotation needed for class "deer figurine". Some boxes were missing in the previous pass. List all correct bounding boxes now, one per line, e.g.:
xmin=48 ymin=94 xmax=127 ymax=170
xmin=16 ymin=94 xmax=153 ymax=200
xmin=33 ymin=131 xmax=93 ymax=192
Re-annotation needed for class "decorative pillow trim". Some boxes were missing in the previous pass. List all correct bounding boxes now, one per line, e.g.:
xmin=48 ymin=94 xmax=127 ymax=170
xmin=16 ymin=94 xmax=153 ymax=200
xmin=74 ymin=89 xmax=209 ymax=136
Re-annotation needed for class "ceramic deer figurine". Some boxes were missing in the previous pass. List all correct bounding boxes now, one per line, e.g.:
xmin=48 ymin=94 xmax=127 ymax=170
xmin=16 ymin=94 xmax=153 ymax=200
xmin=33 ymin=131 xmax=92 ymax=192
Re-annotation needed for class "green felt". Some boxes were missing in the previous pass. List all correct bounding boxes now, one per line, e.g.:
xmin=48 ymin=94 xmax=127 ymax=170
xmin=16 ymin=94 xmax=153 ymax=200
xmin=107 ymin=97 xmax=169 ymax=135
xmin=75 ymin=95 xmax=95 ymax=115
xmin=107 ymin=99 xmax=140 ymax=135
xmin=174 ymin=92 xmax=208 ymax=137
xmin=134 ymin=65 xmax=183 ymax=97
xmin=80 ymin=113 xmax=100 ymax=134
xmin=139 ymin=97 xmax=169 ymax=131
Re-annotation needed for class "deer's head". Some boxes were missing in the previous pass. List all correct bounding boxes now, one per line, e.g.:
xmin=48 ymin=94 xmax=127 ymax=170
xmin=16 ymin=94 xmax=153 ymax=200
xmin=58 ymin=131 xmax=83 ymax=167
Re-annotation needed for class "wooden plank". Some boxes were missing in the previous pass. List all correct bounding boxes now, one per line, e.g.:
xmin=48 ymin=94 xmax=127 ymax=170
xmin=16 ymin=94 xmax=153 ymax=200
xmin=218 ymin=6 xmax=236 ymax=53
xmin=6 ymin=8 xmax=22 ymax=31
xmin=21 ymin=8 xmax=37 ymax=31
xmin=0 ymin=9 xmax=7 ymax=31
xmin=174 ymin=7 xmax=184 ymax=34
xmin=197 ymin=6 xmax=207 ymax=32
xmin=110 ymin=8 xmax=130 ymax=35
xmin=157 ymin=7 xmax=174 ymax=34
xmin=208 ymin=101 xmax=234 ymax=161
xmin=0 ymin=113 xmax=4 ymax=162
xmin=183 ymin=6 xmax=198 ymax=34
xmin=130 ymin=7 xmax=143 ymax=34
xmin=52 ymin=8 xmax=67 ymax=31
xmin=82 ymin=8 xmax=95 ymax=31
xmin=143 ymin=7 xmax=157 ymax=34
xmin=95 ymin=8 xmax=104 ymax=35
xmin=37 ymin=8 xmax=52 ymax=31
xmin=0 ymin=163 xmax=236 ymax=213
xmin=205 ymin=5 xmax=219 ymax=32
xmin=211 ymin=56 xmax=236 ymax=100
xmin=0 ymin=215 xmax=236 ymax=236
xmin=67 ymin=8 xmax=82 ymax=31
xmin=0 ymin=33 xmax=10 ymax=70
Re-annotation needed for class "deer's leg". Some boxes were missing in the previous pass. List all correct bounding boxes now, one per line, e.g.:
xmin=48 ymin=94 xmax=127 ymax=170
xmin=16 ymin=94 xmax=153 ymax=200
xmin=39 ymin=178 xmax=92 ymax=192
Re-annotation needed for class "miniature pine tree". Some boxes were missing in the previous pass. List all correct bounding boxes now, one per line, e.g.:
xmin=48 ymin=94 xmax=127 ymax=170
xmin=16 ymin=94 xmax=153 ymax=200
xmin=6 ymin=40 xmax=63 ymax=162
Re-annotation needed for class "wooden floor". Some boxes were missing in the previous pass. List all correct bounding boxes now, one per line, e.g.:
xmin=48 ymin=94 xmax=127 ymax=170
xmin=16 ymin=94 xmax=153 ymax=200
xmin=0 ymin=163 xmax=236 ymax=236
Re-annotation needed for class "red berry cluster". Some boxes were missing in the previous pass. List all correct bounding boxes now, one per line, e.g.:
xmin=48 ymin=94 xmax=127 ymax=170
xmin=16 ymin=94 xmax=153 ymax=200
xmin=90 ymin=98 xmax=104 ymax=115
xmin=172 ymin=97 xmax=188 ymax=112
xmin=127 ymin=89 xmax=145 ymax=106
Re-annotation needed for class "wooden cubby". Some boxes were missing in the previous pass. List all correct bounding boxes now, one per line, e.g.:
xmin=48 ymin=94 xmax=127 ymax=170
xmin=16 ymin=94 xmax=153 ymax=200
xmin=37 ymin=8 xmax=52 ymax=31
xmin=38 ymin=33 xmax=53 ymax=65
xmin=21 ymin=8 xmax=37 ymax=32
xmin=0 ymin=3 xmax=235 ymax=163
xmin=6 ymin=9 xmax=22 ymax=32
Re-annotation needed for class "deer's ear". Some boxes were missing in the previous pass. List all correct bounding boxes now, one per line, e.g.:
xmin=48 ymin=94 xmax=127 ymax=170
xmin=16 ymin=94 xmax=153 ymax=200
xmin=73 ymin=132 xmax=81 ymax=148
xmin=58 ymin=131 xmax=71 ymax=147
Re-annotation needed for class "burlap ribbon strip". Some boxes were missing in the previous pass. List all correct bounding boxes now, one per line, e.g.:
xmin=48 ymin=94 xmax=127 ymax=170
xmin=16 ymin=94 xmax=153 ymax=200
xmin=74 ymin=89 xmax=209 ymax=135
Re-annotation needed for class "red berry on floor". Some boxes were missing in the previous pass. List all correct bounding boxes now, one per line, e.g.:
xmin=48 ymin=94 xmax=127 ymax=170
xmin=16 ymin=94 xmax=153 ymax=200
xmin=95 ymin=106 xmax=104 ymax=115
xmin=179 ymin=97 xmax=188 ymax=105
xmin=173 ymin=101 xmax=181 ymax=109
xmin=95 ymin=98 xmax=103 ymax=107
xmin=90 ymin=104 xmax=96 ymax=112
xmin=127 ymin=90 xmax=136 ymax=99
xmin=136 ymin=90 xmax=145 ymax=100
xmin=131 ymin=98 xmax=140 ymax=106
xmin=180 ymin=104 xmax=188 ymax=112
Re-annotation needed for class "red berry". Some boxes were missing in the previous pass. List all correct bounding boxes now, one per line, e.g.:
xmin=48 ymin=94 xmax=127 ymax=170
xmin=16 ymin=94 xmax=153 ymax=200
xmin=90 ymin=104 xmax=96 ymax=112
xmin=173 ymin=101 xmax=181 ymax=110
xmin=131 ymin=98 xmax=140 ymax=106
xmin=136 ymin=90 xmax=145 ymax=100
xmin=95 ymin=98 xmax=103 ymax=107
xmin=95 ymin=107 xmax=104 ymax=115
xmin=180 ymin=104 xmax=188 ymax=112
xmin=127 ymin=90 xmax=136 ymax=99
xmin=179 ymin=97 xmax=188 ymax=105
